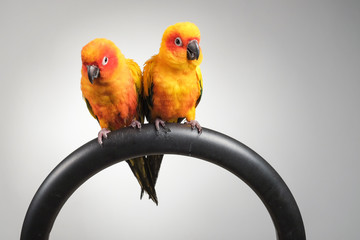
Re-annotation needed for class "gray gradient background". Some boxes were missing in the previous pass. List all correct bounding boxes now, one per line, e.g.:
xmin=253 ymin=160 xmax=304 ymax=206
xmin=1 ymin=0 xmax=359 ymax=239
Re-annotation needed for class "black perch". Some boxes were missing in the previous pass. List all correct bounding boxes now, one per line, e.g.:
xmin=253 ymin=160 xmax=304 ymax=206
xmin=21 ymin=123 xmax=306 ymax=239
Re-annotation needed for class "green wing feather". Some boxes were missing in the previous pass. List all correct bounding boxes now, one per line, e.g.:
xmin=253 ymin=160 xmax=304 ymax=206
xmin=84 ymin=97 xmax=99 ymax=123
xmin=195 ymin=66 xmax=203 ymax=107
xmin=143 ymin=55 xmax=157 ymax=122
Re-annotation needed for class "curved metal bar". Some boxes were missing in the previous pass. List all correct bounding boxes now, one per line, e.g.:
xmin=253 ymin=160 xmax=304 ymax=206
xmin=20 ymin=124 xmax=306 ymax=239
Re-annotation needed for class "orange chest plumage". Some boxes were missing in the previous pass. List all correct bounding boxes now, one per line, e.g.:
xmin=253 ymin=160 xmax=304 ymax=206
xmin=81 ymin=74 xmax=138 ymax=130
xmin=151 ymin=70 xmax=200 ymax=121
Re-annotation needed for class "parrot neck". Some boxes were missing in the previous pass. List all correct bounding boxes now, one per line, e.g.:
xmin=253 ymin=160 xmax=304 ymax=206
xmin=158 ymin=53 xmax=197 ymax=73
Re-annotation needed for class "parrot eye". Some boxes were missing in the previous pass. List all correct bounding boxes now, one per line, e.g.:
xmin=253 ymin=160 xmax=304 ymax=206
xmin=102 ymin=56 xmax=109 ymax=65
xmin=174 ymin=37 xmax=183 ymax=46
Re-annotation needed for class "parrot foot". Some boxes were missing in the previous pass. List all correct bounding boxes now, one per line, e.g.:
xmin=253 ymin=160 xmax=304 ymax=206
xmin=154 ymin=118 xmax=171 ymax=132
xmin=185 ymin=120 xmax=202 ymax=133
xmin=98 ymin=128 xmax=111 ymax=145
xmin=130 ymin=119 xmax=141 ymax=129
xmin=154 ymin=118 xmax=166 ymax=131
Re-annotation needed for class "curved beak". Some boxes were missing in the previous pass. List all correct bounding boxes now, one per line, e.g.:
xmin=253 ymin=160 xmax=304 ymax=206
xmin=86 ymin=65 xmax=99 ymax=84
xmin=187 ymin=40 xmax=200 ymax=60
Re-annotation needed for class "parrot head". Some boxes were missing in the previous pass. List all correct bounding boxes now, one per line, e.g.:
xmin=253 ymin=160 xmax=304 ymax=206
xmin=159 ymin=22 xmax=203 ymax=70
xmin=81 ymin=38 xmax=124 ymax=84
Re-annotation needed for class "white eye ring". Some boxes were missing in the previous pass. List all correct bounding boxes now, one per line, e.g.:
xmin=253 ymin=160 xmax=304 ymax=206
xmin=174 ymin=37 xmax=182 ymax=46
xmin=102 ymin=56 xmax=108 ymax=65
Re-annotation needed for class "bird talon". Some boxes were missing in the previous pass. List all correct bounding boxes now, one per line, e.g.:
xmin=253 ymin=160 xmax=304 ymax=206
xmin=155 ymin=118 xmax=166 ymax=131
xmin=185 ymin=120 xmax=202 ymax=133
xmin=130 ymin=119 xmax=142 ymax=129
xmin=98 ymin=128 xmax=111 ymax=145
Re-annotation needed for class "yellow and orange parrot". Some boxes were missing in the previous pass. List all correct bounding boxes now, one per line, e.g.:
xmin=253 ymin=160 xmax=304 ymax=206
xmin=81 ymin=38 xmax=158 ymax=204
xmin=143 ymin=22 xmax=203 ymax=186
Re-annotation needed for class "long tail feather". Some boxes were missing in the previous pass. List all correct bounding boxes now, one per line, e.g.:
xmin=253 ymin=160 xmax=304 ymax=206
xmin=148 ymin=154 xmax=163 ymax=187
xmin=126 ymin=157 xmax=158 ymax=205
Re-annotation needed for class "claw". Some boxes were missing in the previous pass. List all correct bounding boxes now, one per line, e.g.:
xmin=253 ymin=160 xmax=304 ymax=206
xmin=185 ymin=120 xmax=202 ymax=133
xmin=130 ymin=119 xmax=142 ymax=129
xmin=154 ymin=118 xmax=171 ymax=133
xmin=98 ymin=128 xmax=111 ymax=145
xmin=154 ymin=118 xmax=166 ymax=131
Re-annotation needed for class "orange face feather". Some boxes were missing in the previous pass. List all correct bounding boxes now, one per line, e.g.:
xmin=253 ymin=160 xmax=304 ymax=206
xmin=81 ymin=39 xmax=123 ymax=82
xmin=158 ymin=22 xmax=203 ymax=70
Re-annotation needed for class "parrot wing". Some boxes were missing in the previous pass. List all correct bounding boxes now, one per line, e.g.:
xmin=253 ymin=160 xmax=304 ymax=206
xmin=126 ymin=58 xmax=144 ymax=123
xmin=126 ymin=58 xmax=142 ymax=99
xmin=195 ymin=66 xmax=203 ymax=107
xmin=84 ymin=97 xmax=99 ymax=123
xmin=143 ymin=55 xmax=157 ymax=121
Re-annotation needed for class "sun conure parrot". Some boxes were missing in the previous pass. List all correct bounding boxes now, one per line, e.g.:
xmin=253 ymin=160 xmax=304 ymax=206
xmin=81 ymin=38 xmax=158 ymax=204
xmin=142 ymin=22 xmax=203 ymax=188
